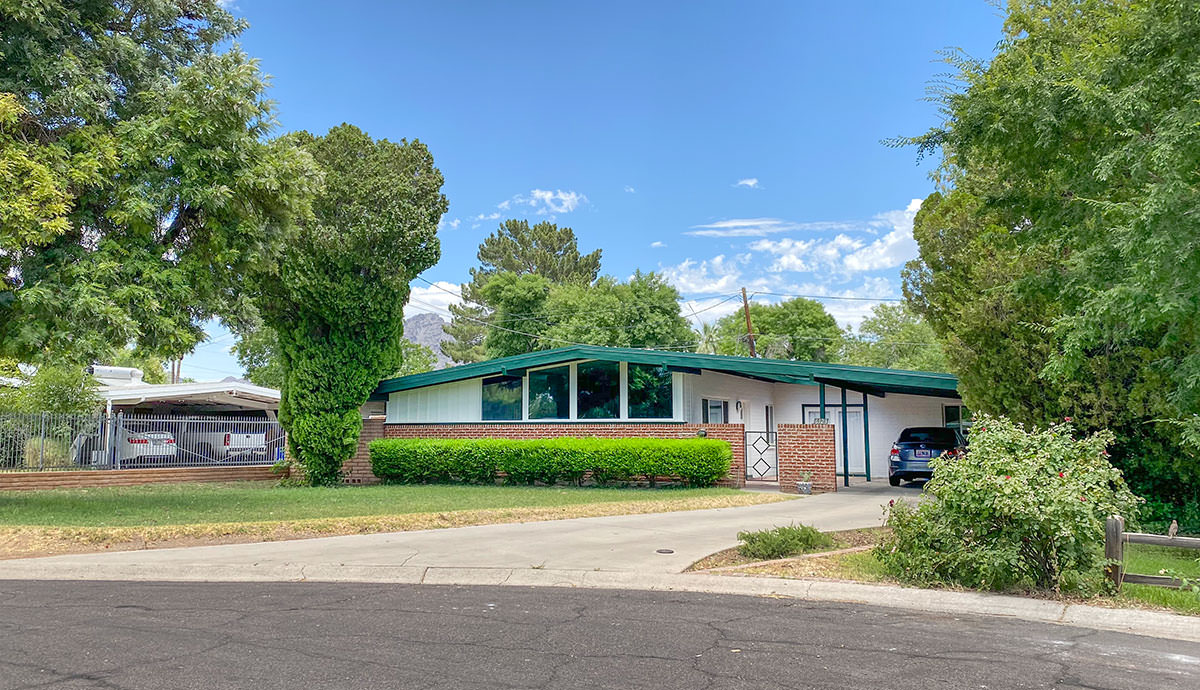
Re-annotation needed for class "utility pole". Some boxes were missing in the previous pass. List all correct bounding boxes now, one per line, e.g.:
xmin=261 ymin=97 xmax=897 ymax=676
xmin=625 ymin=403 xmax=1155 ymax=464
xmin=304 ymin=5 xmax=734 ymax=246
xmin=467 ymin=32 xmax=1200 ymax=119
xmin=741 ymin=287 xmax=758 ymax=357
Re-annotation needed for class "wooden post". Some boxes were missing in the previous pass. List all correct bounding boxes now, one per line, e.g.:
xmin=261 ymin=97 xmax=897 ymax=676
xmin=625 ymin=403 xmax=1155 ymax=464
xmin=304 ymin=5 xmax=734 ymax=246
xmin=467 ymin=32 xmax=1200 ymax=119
xmin=740 ymin=287 xmax=757 ymax=358
xmin=1105 ymin=515 xmax=1126 ymax=591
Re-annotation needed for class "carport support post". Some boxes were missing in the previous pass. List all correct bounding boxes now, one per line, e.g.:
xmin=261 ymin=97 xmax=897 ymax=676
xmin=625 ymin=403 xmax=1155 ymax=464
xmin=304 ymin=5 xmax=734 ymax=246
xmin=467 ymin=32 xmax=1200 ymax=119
xmin=819 ymin=383 xmax=826 ymax=420
xmin=840 ymin=387 xmax=849 ymax=487
xmin=862 ymin=392 xmax=871 ymax=481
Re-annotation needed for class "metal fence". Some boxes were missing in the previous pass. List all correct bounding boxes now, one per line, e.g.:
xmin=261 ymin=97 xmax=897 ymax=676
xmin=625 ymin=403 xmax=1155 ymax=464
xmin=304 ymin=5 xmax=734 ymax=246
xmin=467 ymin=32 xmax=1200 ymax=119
xmin=0 ymin=412 xmax=285 ymax=472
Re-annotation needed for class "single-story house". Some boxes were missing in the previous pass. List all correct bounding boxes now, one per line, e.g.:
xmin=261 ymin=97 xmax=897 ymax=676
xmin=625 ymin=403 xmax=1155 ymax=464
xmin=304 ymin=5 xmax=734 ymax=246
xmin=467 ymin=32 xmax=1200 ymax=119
xmin=355 ymin=345 xmax=963 ymax=492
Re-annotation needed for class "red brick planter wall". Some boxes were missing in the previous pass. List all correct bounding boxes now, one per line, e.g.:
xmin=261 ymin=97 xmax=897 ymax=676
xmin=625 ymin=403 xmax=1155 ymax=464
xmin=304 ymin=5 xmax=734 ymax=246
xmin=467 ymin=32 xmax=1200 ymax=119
xmin=343 ymin=422 xmax=746 ymax=487
xmin=776 ymin=423 xmax=837 ymax=493
xmin=0 ymin=465 xmax=278 ymax=491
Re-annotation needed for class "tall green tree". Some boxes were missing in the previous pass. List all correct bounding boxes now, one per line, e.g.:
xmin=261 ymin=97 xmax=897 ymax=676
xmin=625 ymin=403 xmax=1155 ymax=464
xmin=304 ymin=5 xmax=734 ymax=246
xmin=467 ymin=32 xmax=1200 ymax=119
xmin=443 ymin=219 xmax=602 ymax=362
xmin=233 ymin=321 xmax=436 ymax=389
xmin=712 ymin=298 xmax=842 ymax=361
xmin=0 ymin=1 xmax=315 ymax=365
xmin=478 ymin=270 xmax=693 ymax=358
xmin=257 ymin=124 xmax=446 ymax=485
xmin=839 ymin=304 xmax=948 ymax=372
xmin=899 ymin=0 xmax=1200 ymax=505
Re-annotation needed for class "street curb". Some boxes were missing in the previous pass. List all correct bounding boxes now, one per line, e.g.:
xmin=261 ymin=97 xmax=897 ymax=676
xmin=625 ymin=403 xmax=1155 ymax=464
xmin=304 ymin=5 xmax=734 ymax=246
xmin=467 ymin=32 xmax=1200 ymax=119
xmin=2 ymin=564 xmax=1196 ymax=643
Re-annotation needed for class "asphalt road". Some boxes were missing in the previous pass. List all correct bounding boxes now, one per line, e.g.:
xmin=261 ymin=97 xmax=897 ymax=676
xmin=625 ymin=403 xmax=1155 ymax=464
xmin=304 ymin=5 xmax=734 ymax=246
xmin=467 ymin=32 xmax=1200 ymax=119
xmin=1 ymin=581 xmax=1196 ymax=689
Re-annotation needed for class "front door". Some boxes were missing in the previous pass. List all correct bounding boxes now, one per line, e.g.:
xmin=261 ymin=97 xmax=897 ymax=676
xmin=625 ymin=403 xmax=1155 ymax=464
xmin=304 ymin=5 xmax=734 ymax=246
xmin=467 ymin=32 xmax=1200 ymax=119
xmin=805 ymin=408 xmax=865 ymax=476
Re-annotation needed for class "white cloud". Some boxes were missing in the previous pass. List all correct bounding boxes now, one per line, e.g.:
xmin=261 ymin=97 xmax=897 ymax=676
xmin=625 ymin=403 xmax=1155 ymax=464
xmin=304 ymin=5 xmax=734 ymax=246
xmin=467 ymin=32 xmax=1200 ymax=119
xmin=659 ymin=255 xmax=744 ymax=295
xmin=687 ymin=218 xmax=859 ymax=238
xmin=405 ymin=281 xmax=462 ymax=320
xmin=438 ymin=216 xmax=460 ymax=230
xmin=743 ymin=199 xmax=923 ymax=276
xmin=650 ymin=241 xmax=666 ymax=248
xmin=734 ymin=178 xmax=760 ymax=188
xmin=473 ymin=212 xmax=501 ymax=222
xmin=624 ymin=185 xmax=636 ymax=194
xmin=842 ymin=198 xmax=922 ymax=273
xmin=499 ymin=189 xmax=588 ymax=216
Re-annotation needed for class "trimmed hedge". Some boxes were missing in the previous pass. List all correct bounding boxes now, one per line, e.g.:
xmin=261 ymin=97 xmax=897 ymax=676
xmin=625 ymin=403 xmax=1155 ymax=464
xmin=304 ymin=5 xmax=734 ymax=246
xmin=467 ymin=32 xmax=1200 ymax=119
xmin=369 ymin=437 xmax=733 ymax=487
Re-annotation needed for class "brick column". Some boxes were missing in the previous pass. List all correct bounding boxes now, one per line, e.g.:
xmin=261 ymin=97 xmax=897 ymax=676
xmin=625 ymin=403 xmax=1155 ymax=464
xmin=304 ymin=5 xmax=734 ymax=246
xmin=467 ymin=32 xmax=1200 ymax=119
xmin=777 ymin=423 xmax=836 ymax=493
xmin=343 ymin=417 xmax=386 ymax=485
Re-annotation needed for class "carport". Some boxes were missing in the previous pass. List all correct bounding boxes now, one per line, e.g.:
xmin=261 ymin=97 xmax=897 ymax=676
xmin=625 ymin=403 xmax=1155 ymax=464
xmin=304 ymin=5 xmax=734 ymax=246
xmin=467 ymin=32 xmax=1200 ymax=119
xmin=805 ymin=363 xmax=961 ymax=487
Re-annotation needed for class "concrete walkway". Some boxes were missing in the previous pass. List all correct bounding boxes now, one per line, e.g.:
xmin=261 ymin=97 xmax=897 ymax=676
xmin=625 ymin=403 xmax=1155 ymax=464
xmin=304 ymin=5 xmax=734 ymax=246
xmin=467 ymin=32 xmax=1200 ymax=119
xmin=0 ymin=482 xmax=911 ymax=578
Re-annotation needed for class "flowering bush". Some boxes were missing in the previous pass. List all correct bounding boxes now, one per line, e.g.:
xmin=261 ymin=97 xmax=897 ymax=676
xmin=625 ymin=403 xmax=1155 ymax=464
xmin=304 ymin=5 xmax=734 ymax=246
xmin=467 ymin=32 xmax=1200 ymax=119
xmin=876 ymin=414 xmax=1141 ymax=593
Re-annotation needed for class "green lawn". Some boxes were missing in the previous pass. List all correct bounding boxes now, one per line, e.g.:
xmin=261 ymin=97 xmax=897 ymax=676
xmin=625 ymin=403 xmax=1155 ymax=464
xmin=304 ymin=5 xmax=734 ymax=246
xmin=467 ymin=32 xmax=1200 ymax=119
xmin=0 ymin=482 xmax=757 ymax=528
xmin=1120 ymin=544 xmax=1200 ymax=615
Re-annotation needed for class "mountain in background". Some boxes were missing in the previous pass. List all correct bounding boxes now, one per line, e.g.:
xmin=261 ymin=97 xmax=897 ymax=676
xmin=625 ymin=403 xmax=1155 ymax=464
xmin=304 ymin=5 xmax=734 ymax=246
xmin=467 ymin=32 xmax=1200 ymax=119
xmin=404 ymin=312 xmax=453 ymax=369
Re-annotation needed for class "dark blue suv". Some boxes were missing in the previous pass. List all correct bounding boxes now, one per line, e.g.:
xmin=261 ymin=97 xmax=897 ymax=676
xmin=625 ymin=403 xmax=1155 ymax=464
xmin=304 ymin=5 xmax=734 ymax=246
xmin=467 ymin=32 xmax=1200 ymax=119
xmin=888 ymin=427 xmax=966 ymax=486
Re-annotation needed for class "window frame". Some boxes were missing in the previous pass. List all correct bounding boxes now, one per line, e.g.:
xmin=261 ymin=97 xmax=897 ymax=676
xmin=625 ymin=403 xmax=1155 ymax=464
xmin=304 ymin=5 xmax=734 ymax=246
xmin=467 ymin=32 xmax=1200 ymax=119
xmin=477 ymin=360 xmax=682 ymax=423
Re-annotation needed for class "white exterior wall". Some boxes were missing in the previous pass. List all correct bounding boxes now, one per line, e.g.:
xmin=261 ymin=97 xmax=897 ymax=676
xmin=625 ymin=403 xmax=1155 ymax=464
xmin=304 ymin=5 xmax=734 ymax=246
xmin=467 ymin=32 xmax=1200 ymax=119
xmin=386 ymin=379 xmax=481 ymax=423
xmin=681 ymin=371 xmax=776 ymax=430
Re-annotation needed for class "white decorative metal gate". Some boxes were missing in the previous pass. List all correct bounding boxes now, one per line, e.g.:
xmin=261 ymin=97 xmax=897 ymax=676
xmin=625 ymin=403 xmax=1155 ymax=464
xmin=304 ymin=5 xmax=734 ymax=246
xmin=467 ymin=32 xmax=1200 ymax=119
xmin=744 ymin=430 xmax=778 ymax=480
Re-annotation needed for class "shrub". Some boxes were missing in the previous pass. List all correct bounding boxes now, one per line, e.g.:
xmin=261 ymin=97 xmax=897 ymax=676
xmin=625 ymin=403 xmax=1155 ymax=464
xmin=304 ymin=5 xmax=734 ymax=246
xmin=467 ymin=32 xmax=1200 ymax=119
xmin=369 ymin=437 xmax=732 ymax=487
xmin=876 ymin=414 xmax=1142 ymax=593
xmin=736 ymin=524 xmax=834 ymax=560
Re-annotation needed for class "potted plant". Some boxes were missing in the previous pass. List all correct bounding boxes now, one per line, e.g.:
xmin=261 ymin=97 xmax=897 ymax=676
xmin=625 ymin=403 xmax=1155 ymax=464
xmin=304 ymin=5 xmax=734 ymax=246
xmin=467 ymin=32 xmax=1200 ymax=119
xmin=796 ymin=471 xmax=813 ymax=495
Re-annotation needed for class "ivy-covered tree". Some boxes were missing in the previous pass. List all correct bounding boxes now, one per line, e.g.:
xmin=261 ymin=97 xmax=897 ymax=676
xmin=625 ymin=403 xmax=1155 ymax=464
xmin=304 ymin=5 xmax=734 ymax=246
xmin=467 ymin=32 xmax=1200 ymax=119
xmin=233 ymin=321 xmax=436 ymax=389
xmin=838 ymin=304 xmax=948 ymax=372
xmin=899 ymin=0 xmax=1200 ymax=507
xmin=712 ymin=298 xmax=842 ymax=361
xmin=443 ymin=219 xmax=602 ymax=363
xmin=257 ymin=124 xmax=446 ymax=485
xmin=0 ymin=1 xmax=315 ymax=365
xmin=478 ymin=270 xmax=693 ymax=359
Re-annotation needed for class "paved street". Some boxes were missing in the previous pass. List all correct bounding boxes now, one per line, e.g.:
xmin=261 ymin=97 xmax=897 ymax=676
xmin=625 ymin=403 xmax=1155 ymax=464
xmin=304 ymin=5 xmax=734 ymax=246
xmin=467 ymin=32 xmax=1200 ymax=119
xmin=0 ymin=483 xmax=913 ymax=580
xmin=1 ymin=580 xmax=1196 ymax=690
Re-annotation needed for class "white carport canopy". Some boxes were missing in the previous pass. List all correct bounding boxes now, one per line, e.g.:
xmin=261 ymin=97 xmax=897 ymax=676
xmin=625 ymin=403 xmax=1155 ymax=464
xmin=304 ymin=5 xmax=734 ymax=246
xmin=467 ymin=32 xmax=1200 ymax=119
xmin=99 ymin=381 xmax=280 ymax=412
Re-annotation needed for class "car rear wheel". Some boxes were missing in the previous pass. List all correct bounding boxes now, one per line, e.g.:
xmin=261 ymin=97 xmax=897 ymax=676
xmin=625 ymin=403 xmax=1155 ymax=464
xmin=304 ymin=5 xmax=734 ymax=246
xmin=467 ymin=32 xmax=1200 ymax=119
xmin=888 ymin=475 xmax=901 ymax=487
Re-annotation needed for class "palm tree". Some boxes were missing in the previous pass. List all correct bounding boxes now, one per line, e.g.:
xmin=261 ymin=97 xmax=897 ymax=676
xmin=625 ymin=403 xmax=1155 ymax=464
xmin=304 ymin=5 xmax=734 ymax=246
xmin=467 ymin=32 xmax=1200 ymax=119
xmin=694 ymin=322 xmax=720 ymax=354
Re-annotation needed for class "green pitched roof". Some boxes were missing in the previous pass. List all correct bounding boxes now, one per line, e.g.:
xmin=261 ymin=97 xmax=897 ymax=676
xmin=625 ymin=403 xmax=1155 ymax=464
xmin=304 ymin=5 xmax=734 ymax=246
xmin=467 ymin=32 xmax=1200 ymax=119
xmin=373 ymin=345 xmax=959 ymax=399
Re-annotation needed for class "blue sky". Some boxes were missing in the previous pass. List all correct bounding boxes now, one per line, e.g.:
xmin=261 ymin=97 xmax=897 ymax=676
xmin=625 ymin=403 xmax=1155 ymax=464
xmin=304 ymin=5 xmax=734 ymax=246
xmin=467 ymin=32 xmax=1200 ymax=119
xmin=183 ymin=0 xmax=1003 ymax=380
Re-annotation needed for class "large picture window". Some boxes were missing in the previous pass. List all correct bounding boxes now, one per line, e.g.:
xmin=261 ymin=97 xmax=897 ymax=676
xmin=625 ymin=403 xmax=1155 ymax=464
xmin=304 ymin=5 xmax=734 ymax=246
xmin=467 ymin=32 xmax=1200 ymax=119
xmin=481 ymin=376 xmax=522 ymax=421
xmin=577 ymin=361 xmax=620 ymax=419
xmin=627 ymin=364 xmax=673 ymax=418
xmin=528 ymin=366 xmax=570 ymax=419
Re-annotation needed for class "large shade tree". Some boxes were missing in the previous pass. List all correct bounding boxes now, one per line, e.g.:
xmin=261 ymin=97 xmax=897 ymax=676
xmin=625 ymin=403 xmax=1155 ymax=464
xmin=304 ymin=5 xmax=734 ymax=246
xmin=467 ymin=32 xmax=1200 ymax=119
xmin=0 ymin=1 xmax=313 ymax=364
xmin=257 ymin=125 xmax=446 ymax=484
xmin=900 ymin=0 xmax=1200 ymax=507
xmin=838 ymin=303 xmax=948 ymax=372
xmin=712 ymin=298 xmax=842 ymax=361
xmin=478 ymin=270 xmax=693 ymax=359
xmin=443 ymin=219 xmax=601 ymax=363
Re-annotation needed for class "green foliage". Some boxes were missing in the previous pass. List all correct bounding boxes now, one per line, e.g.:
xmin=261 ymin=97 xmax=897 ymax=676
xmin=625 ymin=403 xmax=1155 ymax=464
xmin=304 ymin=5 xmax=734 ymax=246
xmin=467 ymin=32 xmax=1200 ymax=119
xmin=233 ymin=321 xmax=436 ymax=390
xmin=713 ymin=298 xmax=842 ymax=361
xmin=838 ymin=304 xmax=948 ymax=372
xmin=478 ymin=270 xmax=694 ymax=359
xmin=369 ymin=437 xmax=733 ymax=488
xmin=877 ymin=415 xmax=1141 ymax=593
xmin=899 ymin=0 xmax=1200 ymax=512
xmin=258 ymin=125 xmax=446 ymax=485
xmin=736 ymin=524 xmax=834 ymax=561
xmin=444 ymin=219 xmax=602 ymax=363
xmin=0 ymin=365 xmax=100 ymax=414
xmin=0 ymin=1 xmax=316 ymax=364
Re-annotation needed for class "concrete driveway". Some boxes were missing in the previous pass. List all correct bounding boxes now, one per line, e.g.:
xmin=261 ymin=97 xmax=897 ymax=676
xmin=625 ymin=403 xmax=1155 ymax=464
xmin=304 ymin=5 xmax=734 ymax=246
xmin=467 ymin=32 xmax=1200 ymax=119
xmin=0 ymin=482 xmax=912 ymax=581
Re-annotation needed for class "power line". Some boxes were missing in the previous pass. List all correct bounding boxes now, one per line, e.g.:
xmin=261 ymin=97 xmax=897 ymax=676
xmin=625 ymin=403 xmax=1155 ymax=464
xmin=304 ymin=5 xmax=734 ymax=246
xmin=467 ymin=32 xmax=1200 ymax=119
xmin=748 ymin=291 xmax=902 ymax=302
